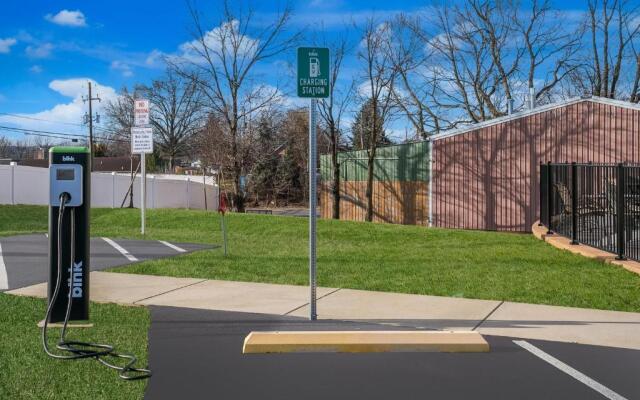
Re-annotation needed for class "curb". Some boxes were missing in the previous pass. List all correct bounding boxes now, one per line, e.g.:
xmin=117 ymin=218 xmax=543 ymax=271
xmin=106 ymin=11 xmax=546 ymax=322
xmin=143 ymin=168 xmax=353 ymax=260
xmin=532 ymin=222 xmax=640 ymax=276
xmin=242 ymin=331 xmax=490 ymax=354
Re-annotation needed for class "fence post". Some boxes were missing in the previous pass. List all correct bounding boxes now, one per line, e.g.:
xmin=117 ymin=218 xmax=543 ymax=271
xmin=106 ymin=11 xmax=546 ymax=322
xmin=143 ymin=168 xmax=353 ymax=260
xmin=546 ymin=161 xmax=553 ymax=234
xmin=616 ymin=163 xmax=626 ymax=260
xmin=111 ymin=172 xmax=116 ymax=208
xmin=151 ymin=175 xmax=156 ymax=209
xmin=571 ymin=162 xmax=579 ymax=245
xmin=186 ymin=176 xmax=191 ymax=209
xmin=10 ymin=163 xmax=15 ymax=205
xmin=539 ymin=163 xmax=545 ymax=227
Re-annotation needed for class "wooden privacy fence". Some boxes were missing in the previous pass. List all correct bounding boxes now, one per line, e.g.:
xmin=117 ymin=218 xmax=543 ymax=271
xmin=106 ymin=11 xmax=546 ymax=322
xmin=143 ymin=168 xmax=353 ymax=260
xmin=319 ymin=142 xmax=429 ymax=225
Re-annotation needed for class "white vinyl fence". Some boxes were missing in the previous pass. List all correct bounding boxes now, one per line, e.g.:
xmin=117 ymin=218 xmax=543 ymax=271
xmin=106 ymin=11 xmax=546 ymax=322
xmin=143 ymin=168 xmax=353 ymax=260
xmin=0 ymin=165 xmax=219 ymax=210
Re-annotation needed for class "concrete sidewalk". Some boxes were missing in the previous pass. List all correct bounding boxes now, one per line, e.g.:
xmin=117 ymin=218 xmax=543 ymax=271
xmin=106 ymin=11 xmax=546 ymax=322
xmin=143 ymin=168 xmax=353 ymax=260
xmin=8 ymin=271 xmax=640 ymax=350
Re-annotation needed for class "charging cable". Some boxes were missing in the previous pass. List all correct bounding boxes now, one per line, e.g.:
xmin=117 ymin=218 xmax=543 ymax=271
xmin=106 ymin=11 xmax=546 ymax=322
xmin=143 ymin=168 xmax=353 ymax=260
xmin=42 ymin=193 xmax=152 ymax=380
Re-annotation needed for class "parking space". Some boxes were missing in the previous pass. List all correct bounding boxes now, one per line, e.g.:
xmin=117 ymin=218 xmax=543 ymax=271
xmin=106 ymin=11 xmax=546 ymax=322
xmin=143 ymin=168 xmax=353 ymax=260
xmin=145 ymin=306 xmax=640 ymax=400
xmin=0 ymin=234 xmax=212 ymax=291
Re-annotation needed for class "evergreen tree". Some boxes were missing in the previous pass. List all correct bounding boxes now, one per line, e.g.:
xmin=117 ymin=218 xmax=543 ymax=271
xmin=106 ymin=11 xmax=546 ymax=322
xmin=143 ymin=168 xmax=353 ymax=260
xmin=351 ymin=98 xmax=391 ymax=150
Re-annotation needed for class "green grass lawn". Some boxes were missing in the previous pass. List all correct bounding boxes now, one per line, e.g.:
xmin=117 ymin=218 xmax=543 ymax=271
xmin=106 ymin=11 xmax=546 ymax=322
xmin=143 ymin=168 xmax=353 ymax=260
xmin=2 ymin=204 xmax=639 ymax=312
xmin=0 ymin=205 xmax=49 ymax=237
xmin=0 ymin=293 xmax=149 ymax=400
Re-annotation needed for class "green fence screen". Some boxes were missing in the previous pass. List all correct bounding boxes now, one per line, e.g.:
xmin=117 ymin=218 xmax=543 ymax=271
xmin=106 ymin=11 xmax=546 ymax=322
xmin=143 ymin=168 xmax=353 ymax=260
xmin=320 ymin=141 xmax=428 ymax=182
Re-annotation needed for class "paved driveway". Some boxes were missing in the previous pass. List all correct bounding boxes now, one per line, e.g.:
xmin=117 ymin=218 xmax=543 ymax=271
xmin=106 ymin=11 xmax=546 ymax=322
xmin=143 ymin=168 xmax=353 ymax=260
xmin=145 ymin=306 xmax=640 ymax=400
xmin=0 ymin=234 xmax=211 ymax=291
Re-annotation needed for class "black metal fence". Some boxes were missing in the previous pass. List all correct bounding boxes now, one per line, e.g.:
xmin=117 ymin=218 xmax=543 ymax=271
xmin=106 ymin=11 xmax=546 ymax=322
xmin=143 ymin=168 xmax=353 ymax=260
xmin=540 ymin=163 xmax=640 ymax=261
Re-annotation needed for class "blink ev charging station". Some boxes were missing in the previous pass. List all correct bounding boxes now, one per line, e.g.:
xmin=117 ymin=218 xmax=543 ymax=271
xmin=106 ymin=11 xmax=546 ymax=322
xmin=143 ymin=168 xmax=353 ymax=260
xmin=47 ymin=146 xmax=90 ymax=323
xmin=42 ymin=146 xmax=150 ymax=380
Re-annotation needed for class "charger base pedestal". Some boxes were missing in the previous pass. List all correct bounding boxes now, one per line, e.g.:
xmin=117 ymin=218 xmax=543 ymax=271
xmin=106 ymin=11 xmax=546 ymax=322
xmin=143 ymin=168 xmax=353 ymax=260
xmin=37 ymin=320 xmax=94 ymax=329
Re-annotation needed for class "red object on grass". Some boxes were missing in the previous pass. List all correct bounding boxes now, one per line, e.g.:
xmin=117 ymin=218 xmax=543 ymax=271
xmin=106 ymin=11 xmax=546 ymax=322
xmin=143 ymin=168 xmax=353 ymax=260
xmin=218 ymin=192 xmax=228 ymax=215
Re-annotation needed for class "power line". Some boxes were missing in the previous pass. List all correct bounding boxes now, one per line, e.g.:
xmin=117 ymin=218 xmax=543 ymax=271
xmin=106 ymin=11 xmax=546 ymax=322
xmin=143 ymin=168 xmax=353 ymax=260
xmin=0 ymin=128 xmax=85 ymax=142
xmin=0 ymin=125 xmax=87 ymax=138
xmin=0 ymin=129 xmax=125 ymax=144
xmin=0 ymin=125 xmax=129 ymax=144
xmin=0 ymin=112 xmax=86 ymax=127
xmin=0 ymin=111 xmax=126 ymax=136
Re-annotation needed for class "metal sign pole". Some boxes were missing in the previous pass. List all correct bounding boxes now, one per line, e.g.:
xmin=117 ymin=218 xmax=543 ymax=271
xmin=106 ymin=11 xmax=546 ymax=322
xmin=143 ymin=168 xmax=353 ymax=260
xmin=141 ymin=153 xmax=146 ymax=235
xmin=297 ymin=46 xmax=328 ymax=322
xmin=132 ymin=99 xmax=151 ymax=236
xmin=309 ymin=98 xmax=318 ymax=321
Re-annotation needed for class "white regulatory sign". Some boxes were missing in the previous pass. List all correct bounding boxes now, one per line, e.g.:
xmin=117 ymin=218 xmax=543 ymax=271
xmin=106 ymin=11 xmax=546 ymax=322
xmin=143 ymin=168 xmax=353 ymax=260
xmin=134 ymin=99 xmax=150 ymax=126
xmin=131 ymin=127 xmax=153 ymax=154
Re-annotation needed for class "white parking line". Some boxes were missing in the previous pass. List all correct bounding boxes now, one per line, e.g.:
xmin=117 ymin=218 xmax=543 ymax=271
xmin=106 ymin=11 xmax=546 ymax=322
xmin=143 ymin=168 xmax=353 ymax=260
xmin=102 ymin=237 xmax=139 ymax=262
xmin=513 ymin=340 xmax=628 ymax=400
xmin=0 ymin=243 xmax=8 ymax=290
xmin=159 ymin=240 xmax=186 ymax=253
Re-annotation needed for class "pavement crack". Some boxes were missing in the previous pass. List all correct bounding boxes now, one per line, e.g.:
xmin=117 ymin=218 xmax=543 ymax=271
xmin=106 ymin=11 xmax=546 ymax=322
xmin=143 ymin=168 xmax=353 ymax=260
xmin=133 ymin=279 xmax=208 ymax=305
xmin=283 ymin=288 xmax=342 ymax=316
xmin=472 ymin=300 xmax=504 ymax=331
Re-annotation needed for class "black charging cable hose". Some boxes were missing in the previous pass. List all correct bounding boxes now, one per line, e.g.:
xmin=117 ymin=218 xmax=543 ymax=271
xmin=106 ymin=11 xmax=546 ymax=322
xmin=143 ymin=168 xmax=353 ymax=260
xmin=42 ymin=193 xmax=152 ymax=380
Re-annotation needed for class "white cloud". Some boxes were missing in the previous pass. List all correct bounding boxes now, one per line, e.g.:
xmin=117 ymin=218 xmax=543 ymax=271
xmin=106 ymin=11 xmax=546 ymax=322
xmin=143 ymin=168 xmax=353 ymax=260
xmin=145 ymin=49 xmax=165 ymax=67
xmin=45 ymin=10 xmax=87 ymax=27
xmin=110 ymin=60 xmax=133 ymax=77
xmin=0 ymin=38 xmax=17 ymax=54
xmin=26 ymin=43 xmax=54 ymax=59
xmin=174 ymin=20 xmax=258 ymax=65
xmin=29 ymin=65 xmax=43 ymax=74
xmin=356 ymin=80 xmax=394 ymax=99
xmin=309 ymin=0 xmax=344 ymax=8
xmin=0 ymin=79 xmax=117 ymax=136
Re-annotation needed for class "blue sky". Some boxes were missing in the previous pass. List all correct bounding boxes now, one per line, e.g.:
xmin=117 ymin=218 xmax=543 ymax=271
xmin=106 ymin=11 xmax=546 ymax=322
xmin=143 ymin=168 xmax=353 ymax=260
xmin=0 ymin=0 xmax=587 ymax=142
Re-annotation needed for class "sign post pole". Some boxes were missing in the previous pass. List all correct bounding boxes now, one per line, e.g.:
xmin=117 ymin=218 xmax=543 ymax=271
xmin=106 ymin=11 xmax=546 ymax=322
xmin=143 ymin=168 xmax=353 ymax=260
xmin=132 ymin=99 xmax=152 ymax=236
xmin=308 ymin=98 xmax=318 ymax=320
xmin=297 ymin=47 xmax=329 ymax=321
xmin=141 ymin=152 xmax=146 ymax=235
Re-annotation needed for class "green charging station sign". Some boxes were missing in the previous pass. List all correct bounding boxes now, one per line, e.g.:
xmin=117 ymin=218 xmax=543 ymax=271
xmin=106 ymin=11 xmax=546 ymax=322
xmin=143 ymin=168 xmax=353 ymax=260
xmin=297 ymin=47 xmax=329 ymax=98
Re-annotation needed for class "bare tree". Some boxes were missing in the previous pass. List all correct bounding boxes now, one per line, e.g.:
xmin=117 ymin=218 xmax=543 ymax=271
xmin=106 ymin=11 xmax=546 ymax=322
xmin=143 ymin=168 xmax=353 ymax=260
xmin=587 ymin=0 xmax=640 ymax=99
xmin=196 ymin=113 xmax=232 ymax=181
xmin=142 ymin=69 xmax=205 ymax=171
xmin=357 ymin=17 xmax=397 ymax=222
xmin=409 ymin=0 xmax=582 ymax=123
xmin=0 ymin=136 xmax=11 ymax=159
xmin=514 ymin=0 xmax=583 ymax=103
xmin=631 ymin=45 xmax=640 ymax=102
xmin=316 ymin=34 xmax=353 ymax=219
xmin=426 ymin=5 xmax=503 ymax=123
xmin=467 ymin=0 xmax=523 ymax=106
xmin=11 ymin=138 xmax=34 ymax=160
xmin=104 ymin=86 xmax=138 ymax=156
xmin=176 ymin=0 xmax=300 ymax=212
xmin=389 ymin=15 xmax=448 ymax=137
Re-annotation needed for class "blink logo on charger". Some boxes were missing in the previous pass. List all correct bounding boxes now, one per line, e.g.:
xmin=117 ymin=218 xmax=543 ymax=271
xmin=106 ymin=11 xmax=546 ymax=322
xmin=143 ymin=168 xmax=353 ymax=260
xmin=67 ymin=261 xmax=84 ymax=298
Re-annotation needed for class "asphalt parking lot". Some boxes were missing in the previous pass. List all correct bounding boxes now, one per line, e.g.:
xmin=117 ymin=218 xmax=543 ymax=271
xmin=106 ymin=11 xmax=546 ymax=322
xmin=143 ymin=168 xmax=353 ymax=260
xmin=0 ymin=234 xmax=211 ymax=291
xmin=145 ymin=307 xmax=640 ymax=400
xmin=2 ymin=233 xmax=638 ymax=400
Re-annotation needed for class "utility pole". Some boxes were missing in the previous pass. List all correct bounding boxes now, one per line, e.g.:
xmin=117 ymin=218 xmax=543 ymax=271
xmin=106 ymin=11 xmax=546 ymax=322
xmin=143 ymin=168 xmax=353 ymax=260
xmin=83 ymin=81 xmax=101 ymax=171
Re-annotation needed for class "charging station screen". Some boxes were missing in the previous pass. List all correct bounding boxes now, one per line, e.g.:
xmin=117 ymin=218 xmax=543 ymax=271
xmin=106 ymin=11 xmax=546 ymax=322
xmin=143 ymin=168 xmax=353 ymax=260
xmin=56 ymin=169 xmax=75 ymax=181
